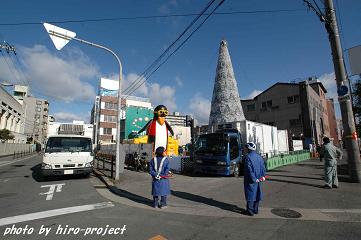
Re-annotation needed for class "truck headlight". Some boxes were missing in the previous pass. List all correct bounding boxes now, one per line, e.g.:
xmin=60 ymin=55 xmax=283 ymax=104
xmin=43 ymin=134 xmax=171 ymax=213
xmin=85 ymin=162 xmax=93 ymax=167
xmin=217 ymin=161 xmax=226 ymax=165
xmin=41 ymin=163 xmax=52 ymax=169
xmin=196 ymin=160 xmax=203 ymax=164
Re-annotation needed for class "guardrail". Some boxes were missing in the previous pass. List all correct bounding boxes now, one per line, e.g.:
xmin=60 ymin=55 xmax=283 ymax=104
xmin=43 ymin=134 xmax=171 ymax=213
xmin=94 ymin=154 xmax=115 ymax=179
xmin=266 ymin=150 xmax=310 ymax=170
xmin=13 ymin=149 xmax=34 ymax=159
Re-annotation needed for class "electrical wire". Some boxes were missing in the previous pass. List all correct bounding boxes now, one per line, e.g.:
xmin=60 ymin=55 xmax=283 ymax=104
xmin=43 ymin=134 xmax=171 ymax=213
xmin=0 ymin=8 xmax=310 ymax=26
xmin=0 ymin=51 xmax=21 ymax=84
xmin=124 ymin=0 xmax=226 ymax=98
xmin=122 ymin=0 xmax=217 ymax=96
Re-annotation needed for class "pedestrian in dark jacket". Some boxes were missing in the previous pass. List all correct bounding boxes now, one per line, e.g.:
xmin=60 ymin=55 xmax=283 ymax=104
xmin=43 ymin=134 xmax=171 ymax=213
xmin=243 ymin=142 xmax=266 ymax=216
xmin=149 ymin=146 xmax=171 ymax=208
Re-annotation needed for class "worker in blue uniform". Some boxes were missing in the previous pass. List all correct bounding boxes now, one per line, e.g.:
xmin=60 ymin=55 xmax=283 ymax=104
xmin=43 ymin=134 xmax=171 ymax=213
xmin=149 ymin=146 xmax=171 ymax=208
xmin=243 ymin=142 xmax=266 ymax=216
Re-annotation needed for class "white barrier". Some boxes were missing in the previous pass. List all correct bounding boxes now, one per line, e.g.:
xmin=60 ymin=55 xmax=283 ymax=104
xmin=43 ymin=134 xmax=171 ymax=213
xmin=0 ymin=143 xmax=35 ymax=157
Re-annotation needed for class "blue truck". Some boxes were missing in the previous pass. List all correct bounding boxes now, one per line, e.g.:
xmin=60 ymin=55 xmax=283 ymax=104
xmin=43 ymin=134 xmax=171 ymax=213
xmin=193 ymin=130 xmax=243 ymax=176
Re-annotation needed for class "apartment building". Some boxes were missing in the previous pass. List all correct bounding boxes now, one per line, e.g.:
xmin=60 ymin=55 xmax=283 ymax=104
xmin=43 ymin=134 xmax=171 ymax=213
xmin=241 ymin=78 xmax=333 ymax=147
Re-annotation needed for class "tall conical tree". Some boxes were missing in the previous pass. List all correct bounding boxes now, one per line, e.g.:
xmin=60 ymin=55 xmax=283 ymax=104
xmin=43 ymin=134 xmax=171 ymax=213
xmin=209 ymin=40 xmax=245 ymax=130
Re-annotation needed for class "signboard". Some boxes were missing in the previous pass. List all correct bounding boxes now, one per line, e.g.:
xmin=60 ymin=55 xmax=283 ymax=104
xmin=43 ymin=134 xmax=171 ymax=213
xmin=100 ymin=78 xmax=118 ymax=97
xmin=43 ymin=23 xmax=76 ymax=50
xmin=292 ymin=140 xmax=303 ymax=151
xmin=349 ymin=45 xmax=361 ymax=76
xmin=125 ymin=106 xmax=153 ymax=139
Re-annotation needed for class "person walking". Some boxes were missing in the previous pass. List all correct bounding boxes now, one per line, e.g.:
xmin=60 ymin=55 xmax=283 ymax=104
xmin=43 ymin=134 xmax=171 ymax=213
xmin=149 ymin=146 xmax=171 ymax=208
xmin=243 ymin=142 xmax=266 ymax=216
xmin=320 ymin=137 xmax=342 ymax=189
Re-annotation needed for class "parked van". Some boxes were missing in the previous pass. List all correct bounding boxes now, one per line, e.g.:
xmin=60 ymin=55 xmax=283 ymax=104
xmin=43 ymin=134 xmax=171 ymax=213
xmin=42 ymin=135 xmax=93 ymax=177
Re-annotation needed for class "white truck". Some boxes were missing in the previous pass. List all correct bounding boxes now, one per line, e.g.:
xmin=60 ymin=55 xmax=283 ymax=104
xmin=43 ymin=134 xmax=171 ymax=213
xmin=213 ymin=120 xmax=288 ymax=158
xmin=41 ymin=125 xmax=94 ymax=177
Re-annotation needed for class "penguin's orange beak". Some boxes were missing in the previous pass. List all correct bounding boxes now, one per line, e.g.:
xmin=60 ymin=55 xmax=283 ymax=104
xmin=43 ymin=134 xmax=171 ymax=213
xmin=157 ymin=117 xmax=165 ymax=125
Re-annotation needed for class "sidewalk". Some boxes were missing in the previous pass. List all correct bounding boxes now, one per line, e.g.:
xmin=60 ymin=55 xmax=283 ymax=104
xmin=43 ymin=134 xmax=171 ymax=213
xmin=94 ymin=157 xmax=361 ymax=222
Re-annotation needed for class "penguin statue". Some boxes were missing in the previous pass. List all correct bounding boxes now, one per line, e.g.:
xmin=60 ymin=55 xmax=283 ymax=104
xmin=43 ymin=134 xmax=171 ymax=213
xmin=138 ymin=105 xmax=174 ymax=154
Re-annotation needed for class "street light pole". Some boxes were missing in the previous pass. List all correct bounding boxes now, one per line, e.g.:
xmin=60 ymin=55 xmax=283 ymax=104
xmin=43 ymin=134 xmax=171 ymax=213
xmin=45 ymin=26 xmax=124 ymax=180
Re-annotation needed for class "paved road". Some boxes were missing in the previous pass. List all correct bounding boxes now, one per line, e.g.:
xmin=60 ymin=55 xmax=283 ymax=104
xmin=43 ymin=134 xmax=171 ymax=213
xmin=0 ymin=155 xmax=360 ymax=240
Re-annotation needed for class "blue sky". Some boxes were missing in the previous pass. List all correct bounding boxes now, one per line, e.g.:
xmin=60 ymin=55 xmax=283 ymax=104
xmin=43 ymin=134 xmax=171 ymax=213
xmin=0 ymin=0 xmax=361 ymax=125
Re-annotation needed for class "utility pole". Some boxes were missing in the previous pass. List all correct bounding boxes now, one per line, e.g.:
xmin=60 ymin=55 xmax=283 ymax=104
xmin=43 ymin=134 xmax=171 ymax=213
xmin=323 ymin=0 xmax=361 ymax=182
xmin=304 ymin=0 xmax=361 ymax=182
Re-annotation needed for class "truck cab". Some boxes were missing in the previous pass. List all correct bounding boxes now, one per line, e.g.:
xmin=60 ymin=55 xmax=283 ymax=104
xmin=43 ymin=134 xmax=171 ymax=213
xmin=42 ymin=135 xmax=94 ymax=177
xmin=194 ymin=130 xmax=242 ymax=176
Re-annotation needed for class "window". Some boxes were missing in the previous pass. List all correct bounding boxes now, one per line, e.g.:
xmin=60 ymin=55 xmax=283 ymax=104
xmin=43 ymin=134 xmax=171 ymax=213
xmin=289 ymin=119 xmax=302 ymax=127
xmin=45 ymin=137 xmax=92 ymax=153
xmin=261 ymin=102 xmax=267 ymax=108
xmin=247 ymin=104 xmax=255 ymax=112
xmin=103 ymin=128 xmax=112 ymax=135
xmin=288 ymin=96 xmax=295 ymax=104
xmin=229 ymin=137 xmax=239 ymax=160
xmin=36 ymin=107 xmax=41 ymax=112
xmin=105 ymin=102 xmax=118 ymax=110
xmin=267 ymin=100 xmax=272 ymax=107
xmin=36 ymin=100 xmax=42 ymax=105
xmin=288 ymin=95 xmax=300 ymax=104
xmin=104 ymin=115 xmax=117 ymax=122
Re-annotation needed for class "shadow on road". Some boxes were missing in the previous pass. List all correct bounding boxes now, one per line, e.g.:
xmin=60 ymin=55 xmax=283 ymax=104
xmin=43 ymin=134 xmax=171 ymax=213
xmin=267 ymin=178 xmax=324 ymax=188
xmin=108 ymin=186 xmax=153 ymax=207
xmin=267 ymin=174 xmax=323 ymax=181
xmin=171 ymin=190 xmax=245 ymax=214
xmin=30 ymin=164 xmax=90 ymax=182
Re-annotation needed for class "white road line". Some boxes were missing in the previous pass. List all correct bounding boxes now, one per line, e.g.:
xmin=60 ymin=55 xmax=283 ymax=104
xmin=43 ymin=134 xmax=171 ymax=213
xmin=40 ymin=183 xmax=66 ymax=200
xmin=0 ymin=155 xmax=36 ymax=167
xmin=0 ymin=202 xmax=114 ymax=227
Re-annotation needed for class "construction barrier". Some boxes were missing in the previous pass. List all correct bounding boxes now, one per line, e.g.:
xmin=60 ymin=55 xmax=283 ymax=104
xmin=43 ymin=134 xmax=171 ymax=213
xmin=266 ymin=150 xmax=310 ymax=170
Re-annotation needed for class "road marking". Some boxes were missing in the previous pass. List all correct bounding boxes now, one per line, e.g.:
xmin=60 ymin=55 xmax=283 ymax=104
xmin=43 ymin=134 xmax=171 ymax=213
xmin=0 ymin=179 xmax=9 ymax=183
xmin=0 ymin=202 xmax=114 ymax=227
xmin=0 ymin=155 xmax=35 ymax=167
xmin=40 ymin=183 xmax=65 ymax=200
xmin=149 ymin=235 xmax=168 ymax=240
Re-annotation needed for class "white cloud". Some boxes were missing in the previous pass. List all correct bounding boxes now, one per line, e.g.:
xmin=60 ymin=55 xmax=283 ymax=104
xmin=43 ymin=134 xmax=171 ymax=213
xmin=243 ymin=89 xmax=262 ymax=100
xmin=0 ymin=55 xmax=26 ymax=85
xmin=53 ymin=111 xmax=87 ymax=123
xmin=149 ymin=83 xmax=177 ymax=112
xmin=121 ymin=72 xmax=177 ymax=112
xmin=159 ymin=0 xmax=178 ymax=14
xmin=20 ymin=45 xmax=99 ymax=102
xmin=122 ymin=73 xmax=148 ymax=96
xmin=175 ymin=76 xmax=183 ymax=87
xmin=318 ymin=72 xmax=338 ymax=101
xmin=188 ymin=93 xmax=211 ymax=125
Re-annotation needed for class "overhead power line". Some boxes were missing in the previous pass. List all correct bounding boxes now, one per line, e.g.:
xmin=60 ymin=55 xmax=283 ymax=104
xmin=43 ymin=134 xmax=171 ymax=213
xmin=0 ymin=8 xmax=310 ymax=26
xmin=122 ymin=0 xmax=218 ymax=96
xmin=124 ymin=0 xmax=226 ymax=98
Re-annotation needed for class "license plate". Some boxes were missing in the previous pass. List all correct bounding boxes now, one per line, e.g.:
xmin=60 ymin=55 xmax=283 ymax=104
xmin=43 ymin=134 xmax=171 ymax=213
xmin=64 ymin=170 xmax=74 ymax=175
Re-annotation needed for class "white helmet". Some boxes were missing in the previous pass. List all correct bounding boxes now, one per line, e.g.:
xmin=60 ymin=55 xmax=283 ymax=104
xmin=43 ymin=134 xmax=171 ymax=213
xmin=246 ymin=142 xmax=256 ymax=151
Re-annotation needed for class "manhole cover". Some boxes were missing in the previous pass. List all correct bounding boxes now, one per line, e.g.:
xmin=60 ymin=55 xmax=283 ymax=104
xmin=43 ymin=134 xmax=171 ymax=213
xmin=271 ymin=208 xmax=302 ymax=218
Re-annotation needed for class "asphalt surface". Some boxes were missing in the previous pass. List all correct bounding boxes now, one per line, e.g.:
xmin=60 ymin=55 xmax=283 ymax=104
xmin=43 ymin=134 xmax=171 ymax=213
xmin=0 ymin=154 xmax=361 ymax=240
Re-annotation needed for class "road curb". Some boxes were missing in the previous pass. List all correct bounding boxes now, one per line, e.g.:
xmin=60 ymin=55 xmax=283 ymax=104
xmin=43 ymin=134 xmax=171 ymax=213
xmin=92 ymin=169 xmax=114 ymax=188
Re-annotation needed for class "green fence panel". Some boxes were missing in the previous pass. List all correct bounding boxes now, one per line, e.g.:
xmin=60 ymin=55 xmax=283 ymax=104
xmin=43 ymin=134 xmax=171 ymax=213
xmin=266 ymin=150 xmax=311 ymax=170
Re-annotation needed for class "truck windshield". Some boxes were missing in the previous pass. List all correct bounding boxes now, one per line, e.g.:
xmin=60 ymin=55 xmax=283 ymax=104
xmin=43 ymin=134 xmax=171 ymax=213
xmin=45 ymin=137 xmax=92 ymax=153
xmin=195 ymin=133 xmax=227 ymax=155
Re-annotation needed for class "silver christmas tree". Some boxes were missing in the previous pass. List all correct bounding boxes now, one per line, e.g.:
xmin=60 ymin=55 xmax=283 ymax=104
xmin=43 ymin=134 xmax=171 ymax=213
xmin=209 ymin=40 xmax=245 ymax=130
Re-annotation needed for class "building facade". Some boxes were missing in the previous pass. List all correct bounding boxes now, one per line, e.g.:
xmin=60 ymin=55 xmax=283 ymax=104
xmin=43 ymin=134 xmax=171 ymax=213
xmin=23 ymin=96 xmax=49 ymax=144
xmin=0 ymin=86 xmax=26 ymax=143
xmin=91 ymin=78 xmax=154 ymax=144
xmin=241 ymin=78 xmax=333 ymax=147
xmin=326 ymin=98 xmax=339 ymax=144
